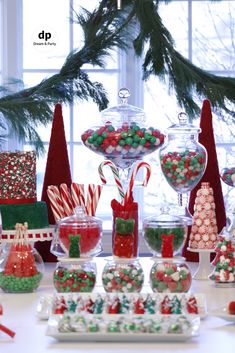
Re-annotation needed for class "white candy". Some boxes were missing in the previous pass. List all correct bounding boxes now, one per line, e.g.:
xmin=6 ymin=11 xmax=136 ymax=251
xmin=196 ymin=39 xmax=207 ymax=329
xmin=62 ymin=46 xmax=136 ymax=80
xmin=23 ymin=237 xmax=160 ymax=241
xmin=157 ymin=264 xmax=166 ymax=272
xmin=106 ymin=273 xmax=114 ymax=280
xmin=171 ymin=272 xmax=180 ymax=281
xmin=221 ymin=245 xmax=227 ymax=252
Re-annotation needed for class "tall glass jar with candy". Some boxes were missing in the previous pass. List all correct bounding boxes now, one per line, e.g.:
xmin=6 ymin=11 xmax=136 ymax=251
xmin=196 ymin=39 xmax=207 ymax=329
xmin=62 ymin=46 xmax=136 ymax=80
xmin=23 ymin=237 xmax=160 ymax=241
xmin=82 ymin=88 xmax=164 ymax=183
xmin=159 ymin=112 xmax=207 ymax=225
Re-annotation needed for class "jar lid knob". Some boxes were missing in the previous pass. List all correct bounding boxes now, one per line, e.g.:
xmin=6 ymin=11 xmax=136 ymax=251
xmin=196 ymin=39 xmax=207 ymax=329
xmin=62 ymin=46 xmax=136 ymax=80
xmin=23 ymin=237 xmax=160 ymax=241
xmin=118 ymin=88 xmax=131 ymax=105
xmin=178 ymin=112 xmax=188 ymax=125
xmin=75 ymin=205 xmax=86 ymax=218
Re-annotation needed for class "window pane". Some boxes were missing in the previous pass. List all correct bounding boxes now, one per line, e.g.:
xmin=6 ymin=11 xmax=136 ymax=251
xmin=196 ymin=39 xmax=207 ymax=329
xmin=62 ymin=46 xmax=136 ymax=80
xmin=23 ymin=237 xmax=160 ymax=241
xmin=23 ymin=0 xmax=70 ymax=69
xmin=192 ymin=0 xmax=235 ymax=71
xmin=159 ymin=0 xmax=188 ymax=57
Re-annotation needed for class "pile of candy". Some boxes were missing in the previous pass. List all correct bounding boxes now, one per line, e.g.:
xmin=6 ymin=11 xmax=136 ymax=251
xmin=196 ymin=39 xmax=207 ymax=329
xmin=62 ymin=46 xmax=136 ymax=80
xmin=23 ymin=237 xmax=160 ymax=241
xmin=57 ymin=313 xmax=195 ymax=335
xmin=102 ymin=260 xmax=144 ymax=292
xmin=150 ymin=261 xmax=192 ymax=293
xmin=53 ymin=265 xmax=96 ymax=293
xmin=160 ymin=150 xmax=206 ymax=192
xmin=143 ymin=227 xmax=185 ymax=256
xmin=220 ymin=167 xmax=235 ymax=187
xmin=81 ymin=122 xmax=164 ymax=160
xmin=50 ymin=293 xmax=200 ymax=316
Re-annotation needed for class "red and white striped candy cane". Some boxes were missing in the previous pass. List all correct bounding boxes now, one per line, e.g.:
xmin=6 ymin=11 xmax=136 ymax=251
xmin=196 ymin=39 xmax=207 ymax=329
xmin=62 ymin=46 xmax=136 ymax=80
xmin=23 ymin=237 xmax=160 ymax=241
xmin=59 ymin=183 xmax=74 ymax=217
xmin=92 ymin=184 xmax=103 ymax=216
xmin=71 ymin=182 xmax=80 ymax=207
xmin=98 ymin=160 xmax=125 ymax=200
xmin=47 ymin=186 xmax=65 ymax=221
xmin=86 ymin=183 xmax=96 ymax=216
xmin=124 ymin=162 xmax=151 ymax=204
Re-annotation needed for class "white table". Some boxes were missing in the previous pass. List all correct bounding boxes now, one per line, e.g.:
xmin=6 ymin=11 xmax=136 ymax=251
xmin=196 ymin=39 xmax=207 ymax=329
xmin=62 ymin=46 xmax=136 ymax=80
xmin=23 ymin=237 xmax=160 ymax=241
xmin=1 ymin=258 xmax=235 ymax=353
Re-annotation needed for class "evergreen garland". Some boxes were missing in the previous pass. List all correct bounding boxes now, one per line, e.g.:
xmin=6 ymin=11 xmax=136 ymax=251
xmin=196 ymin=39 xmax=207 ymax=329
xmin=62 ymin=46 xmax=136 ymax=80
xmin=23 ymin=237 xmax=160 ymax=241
xmin=0 ymin=0 xmax=234 ymax=153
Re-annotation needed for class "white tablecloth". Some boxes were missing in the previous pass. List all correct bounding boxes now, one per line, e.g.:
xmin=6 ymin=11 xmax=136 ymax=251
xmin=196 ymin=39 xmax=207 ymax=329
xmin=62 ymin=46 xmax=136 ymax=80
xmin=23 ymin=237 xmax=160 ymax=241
xmin=0 ymin=258 xmax=235 ymax=353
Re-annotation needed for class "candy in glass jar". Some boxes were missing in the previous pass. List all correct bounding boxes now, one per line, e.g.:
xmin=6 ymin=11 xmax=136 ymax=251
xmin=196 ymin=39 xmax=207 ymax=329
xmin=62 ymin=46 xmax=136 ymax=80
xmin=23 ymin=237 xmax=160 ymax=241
xmin=150 ymin=258 xmax=192 ymax=293
xmin=57 ymin=206 xmax=102 ymax=257
xmin=102 ymin=258 xmax=144 ymax=293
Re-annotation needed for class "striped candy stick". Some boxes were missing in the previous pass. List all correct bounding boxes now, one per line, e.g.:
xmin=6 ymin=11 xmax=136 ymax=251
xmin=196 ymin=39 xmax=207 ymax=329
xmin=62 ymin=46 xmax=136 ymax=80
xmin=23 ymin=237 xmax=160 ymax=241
xmin=59 ymin=183 xmax=74 ymax=216
xmin=124 ymin=161 xmax=151 ymax=204
xmin=71 ymin=182 xmax=81 ymax=207
xmin=92 ymin=184 xmax=103 ymax=216
xmin=98 ymin=160 xmax=125 ymax=201
xmin=86 ymin=183 xmax=96 ymax=216
xmin=47 ymin=185 xmax=65 ymax=220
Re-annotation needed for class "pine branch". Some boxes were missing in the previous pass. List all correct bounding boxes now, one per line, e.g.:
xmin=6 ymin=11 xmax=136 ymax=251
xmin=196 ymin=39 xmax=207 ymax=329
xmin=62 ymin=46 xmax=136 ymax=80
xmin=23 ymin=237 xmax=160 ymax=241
xmin=131 ymin=0 xmax=235 ymax=119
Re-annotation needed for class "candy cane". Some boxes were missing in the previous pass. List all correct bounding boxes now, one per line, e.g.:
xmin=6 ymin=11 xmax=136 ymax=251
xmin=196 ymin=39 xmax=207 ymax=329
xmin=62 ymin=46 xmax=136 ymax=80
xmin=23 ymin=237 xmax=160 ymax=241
xmin=86 ymin=183 xmax=96 ymax=216
xmin=47 ymin=186 xmax=65 ymax=220
xmin=92 ymin=184 xmax=103 ymax=216
xmin=124 ymin=162 xmax=151 ymax=204
xmin=59 ymin=183 xmax=74 ymax=216
xmin=98 ymin=160 xmax=125 ymax=200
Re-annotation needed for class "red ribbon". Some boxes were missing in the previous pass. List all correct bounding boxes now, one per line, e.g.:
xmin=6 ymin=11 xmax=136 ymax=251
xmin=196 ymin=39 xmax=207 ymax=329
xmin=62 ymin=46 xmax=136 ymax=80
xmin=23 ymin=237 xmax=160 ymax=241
xmin=0 ymin=198 xmax=36 ymax=204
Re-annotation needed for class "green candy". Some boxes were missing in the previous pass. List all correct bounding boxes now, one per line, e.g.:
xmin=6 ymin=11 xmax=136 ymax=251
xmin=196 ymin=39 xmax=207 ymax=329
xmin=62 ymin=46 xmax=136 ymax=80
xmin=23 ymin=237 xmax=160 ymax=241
xmin=118 ymin=139 xmax=125 ymax=146
xmin=140 ymin=138 xmax=146 ymax=145
xmin=125 ymin=137 xmax=133 ymax=145
xmin=107 ymin=125 xmax=114 ymax=132
xmin=133 ymin=135 xmax=141 ymax=142
xmin=92 ymin=132 xmax=98 ymax=140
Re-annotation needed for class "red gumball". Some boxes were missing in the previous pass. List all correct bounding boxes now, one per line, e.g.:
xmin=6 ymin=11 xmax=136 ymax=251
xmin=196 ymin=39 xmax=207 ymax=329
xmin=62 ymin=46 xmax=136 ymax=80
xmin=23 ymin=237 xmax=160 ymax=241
xmin=228 ymin=301 xmax=235 ymax=315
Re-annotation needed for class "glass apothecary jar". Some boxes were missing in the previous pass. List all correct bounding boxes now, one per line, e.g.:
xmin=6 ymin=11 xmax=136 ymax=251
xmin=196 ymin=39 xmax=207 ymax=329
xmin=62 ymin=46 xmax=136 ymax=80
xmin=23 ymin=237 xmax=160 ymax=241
xmin=102 ymin=257 xmax=144 ymax=293
xmin=150 ymin=258 xmax=192 ymax=293
xmin=0 ymin=243 xmax=44 ymax=293
xmin=143 ymin=208 xmax=187 ymax=257
xmin=81 ymin=88 xmax=165 ymax=170
xmin=159 ymin=112 xmax=207 ymax=194
xmin=56 ymin=206 xmax=102 ymax=257
xmin=53 ymin=257 xmax=97 ymax=293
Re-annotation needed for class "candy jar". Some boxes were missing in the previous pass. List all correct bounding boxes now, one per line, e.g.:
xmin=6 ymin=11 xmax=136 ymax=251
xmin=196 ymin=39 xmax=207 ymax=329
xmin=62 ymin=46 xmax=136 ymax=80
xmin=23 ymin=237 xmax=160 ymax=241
xmin=0 ymin=223 xmax=44 ymax=293
xmin=150 ymin=258 xmax=192 ymax=293
xmin=143 ymin=208 xmax=187 ymax=257
xmin=81 ymin=88 xmax=164 ymax=181
xmin=102 ymin=257 xmax=144 ymax=293
xmin=53 ymin=234 xmax=97 ymax=293
xmin=56 ymin=206 xmax=102 ymax=257
xmin=159 ymin=112 xmax=207 ymax=224
xmin=53 ymin=258 xmax=97 ymax=293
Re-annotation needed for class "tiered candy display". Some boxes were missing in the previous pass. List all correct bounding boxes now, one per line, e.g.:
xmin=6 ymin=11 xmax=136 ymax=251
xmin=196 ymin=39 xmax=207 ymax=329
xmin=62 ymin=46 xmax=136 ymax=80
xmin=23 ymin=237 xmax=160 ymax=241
xmin=189 ymin=182 xmax=218 ymax=250
xmin=209 ymin=235 xmax=235 ymax=284
xmin=102 ymin=258 xmax=144 ymax=293
xmin=150 ymin=260 xmax=192 ymax=293
xmin=53 ymin=235 xmax=97 ymax=293
xmin=0 ymin=223 xmax=44 ymax=293
xmin=221 ymin=167 xmax=235 ymax=186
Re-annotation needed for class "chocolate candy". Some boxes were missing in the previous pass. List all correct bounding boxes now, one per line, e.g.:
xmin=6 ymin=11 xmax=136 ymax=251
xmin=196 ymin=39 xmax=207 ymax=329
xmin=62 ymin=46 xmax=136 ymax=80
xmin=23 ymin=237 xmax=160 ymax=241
xmin=150 ymin=261 xmax=192 ymax=293
xmin=160 ymin=150 xmax=206 ymax=192
xmin=81 ymin=122 xmax=164 ymax=160
xmin=102 ymin=260 xmax=144 ymax=293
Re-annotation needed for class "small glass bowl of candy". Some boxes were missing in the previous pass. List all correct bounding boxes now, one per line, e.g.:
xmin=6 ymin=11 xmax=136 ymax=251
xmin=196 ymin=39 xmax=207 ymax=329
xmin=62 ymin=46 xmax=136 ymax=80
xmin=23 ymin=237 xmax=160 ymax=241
xmin=81 ymin=88 xmax=165 ymax=170
xmin=53 ymin=257 xmax=97 ymax=293
xmin=102 ymin=257 xmax=144 ymax=293
xmin=0 ymin=245 xmax=44 ymax=293
xmin=57 ymin=206 xmax=102 ymax=257
xmin=220 ymin=167 xmax=235 ymax=187
xmin=150 ymin=258 xmax=192 ymax=293
xmin=143 ymin=208 xmax=187 ymax=257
